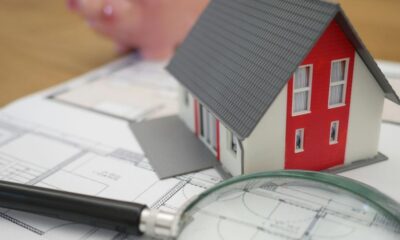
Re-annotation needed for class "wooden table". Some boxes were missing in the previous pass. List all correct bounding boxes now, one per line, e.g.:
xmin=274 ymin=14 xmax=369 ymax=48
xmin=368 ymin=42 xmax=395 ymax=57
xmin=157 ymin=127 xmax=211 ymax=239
xmin=1 ymin=0 xmax=399 ymax=107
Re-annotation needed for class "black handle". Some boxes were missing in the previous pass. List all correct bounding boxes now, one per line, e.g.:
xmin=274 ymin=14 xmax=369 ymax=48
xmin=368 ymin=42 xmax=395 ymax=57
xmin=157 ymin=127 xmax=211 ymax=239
xmin=0 ymin=180 xmax=147 ymax=235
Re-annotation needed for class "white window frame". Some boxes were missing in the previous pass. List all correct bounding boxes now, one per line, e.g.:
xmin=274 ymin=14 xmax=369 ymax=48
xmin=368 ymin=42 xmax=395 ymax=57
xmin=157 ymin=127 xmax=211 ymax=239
xmin=292 ymin=65 xmax=313 ymax=116
xmin=295 ymin=128 xmax=305 ymax=153
xmin=183 ymin=90 xmax=190 ymax=106
xmin=199 ymin=104 xmax=205 ymax=138
xmin=328 ymin=58 xmax=349 ymax=108
xmin=209 ymin=113 xmax=217 ymax=150
xmin=329 ymin=121 xmax=340 ymax=145
xmin=199 ymin=104 xmax=217 ymax=155
xmin=227 ymin=130 xmax=238 ymax=156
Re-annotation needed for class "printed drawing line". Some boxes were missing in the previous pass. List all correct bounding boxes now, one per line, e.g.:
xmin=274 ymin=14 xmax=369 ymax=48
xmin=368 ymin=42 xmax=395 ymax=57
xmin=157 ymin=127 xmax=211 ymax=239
xmin=0 ymin=121 xmax=28 ymax=136
xmin=0 ymin=115 xmax=222 ymax=240
xmin=108 ymin=149 xmax=150 ymax=170
xmin=111 ymin=232 xmax=131 ymax=240
xmin=60 ymin=170 xmax=110 ymax=194
xmin=78 ymin=227 xmax=100 ymax=240
xmin=31 ymin=130 xmax=110 ymax=156
xmin=251 ymin=188 xmax=373 ymax=226
xmin=0 ymin=133 xmax=24 ymax=148
xmin=47 ymin=56 xmax=178 ymax=123
xmin=269 ymin=187 xmax=367 ymax=221
xmin=0 ymin=120 xmax=128 ymax=238
xmin=46 ymin=54 xmax=139 ymax=100
xmin=204 ymin=209 xmax=299 ymax=240
xmin=0 ymin=212 xmax=45 ymax=236
xmin=151 ymin=180 xmax=188 ymax=209
xmin=0 ymin=153 xmax=47 ymax=183
xmin=151 ymin=172 xmax=216 ymax=210
xmin=132 ymin=180 xmax=159 ymax=203
xmin=50 ymin=98 xmax=135 ymax=122
xmin=187 ymin=180 xmax=212 ymax=190
xmin=27 ymin=151 xmax=88 ymax=185
xmin=0 ymin=152 xmax=47 ymax=171
xmin=301 ymin=209 xmax=325 ymax=239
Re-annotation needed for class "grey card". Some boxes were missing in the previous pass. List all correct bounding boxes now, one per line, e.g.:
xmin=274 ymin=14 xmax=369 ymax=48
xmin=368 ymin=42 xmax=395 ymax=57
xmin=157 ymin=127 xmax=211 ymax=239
xmin=130 ymin=115 xmax=218 ymax=179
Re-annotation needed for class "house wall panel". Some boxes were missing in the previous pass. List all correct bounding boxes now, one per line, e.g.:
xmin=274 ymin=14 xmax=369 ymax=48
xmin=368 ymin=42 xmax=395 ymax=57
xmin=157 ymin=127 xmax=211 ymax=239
xmin=285 ymin=20 xmax=355 ymax=170
xmin=220 ymin=124 xmax=242 ymax=176
xmin=345 ymin=53 xmax=384 ymax=163
xmin=178 ymin=86 xmax=195 ymax=132
xmin=242 ymin=86 xmax=288 ymax=174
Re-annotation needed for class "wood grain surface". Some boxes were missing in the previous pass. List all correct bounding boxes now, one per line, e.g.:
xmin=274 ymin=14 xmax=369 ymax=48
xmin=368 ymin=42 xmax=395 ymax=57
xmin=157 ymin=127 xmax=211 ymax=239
xmin=0 ymin=0 xmax=399 ymax=107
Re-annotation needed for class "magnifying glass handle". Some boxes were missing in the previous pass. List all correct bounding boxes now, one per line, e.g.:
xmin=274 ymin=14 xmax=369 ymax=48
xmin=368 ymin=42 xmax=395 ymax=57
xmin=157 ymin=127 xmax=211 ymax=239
xmin=0 ymin=180 xmax=176 ymax=237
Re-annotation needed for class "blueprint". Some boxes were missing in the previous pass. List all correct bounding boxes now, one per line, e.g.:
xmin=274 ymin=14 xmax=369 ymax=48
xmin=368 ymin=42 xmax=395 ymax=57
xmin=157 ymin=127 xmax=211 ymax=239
xmin=0 ymin=55 xmax=399 ymax=239
xmin=51 ymin=57 xmax=179 ymax=122
xmin=0 ymin=108 xmax=399 ymax=240
xmin=0 ymin=113 xmax=222 ymax=240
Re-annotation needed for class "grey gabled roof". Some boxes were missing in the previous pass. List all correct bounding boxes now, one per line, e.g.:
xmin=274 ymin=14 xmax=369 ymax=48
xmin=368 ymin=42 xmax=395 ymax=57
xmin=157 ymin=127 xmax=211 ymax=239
xmin=167 ymin=0 xmax=400 ymax=140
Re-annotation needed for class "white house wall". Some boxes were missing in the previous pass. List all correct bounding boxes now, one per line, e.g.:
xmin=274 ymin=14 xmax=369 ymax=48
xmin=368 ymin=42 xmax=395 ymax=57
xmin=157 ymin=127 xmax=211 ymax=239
xmin=178 ymin=86 xmax=195 ymax=132
xmin=242 ymin=85 xmax=288 ymax=174
xmin=219 ymin=124 xmax=243 ymax=176
xmin=345 ymin=53 xmax=385 ymax=163
xmin=178 ymin=85 xmax=243 ymax=176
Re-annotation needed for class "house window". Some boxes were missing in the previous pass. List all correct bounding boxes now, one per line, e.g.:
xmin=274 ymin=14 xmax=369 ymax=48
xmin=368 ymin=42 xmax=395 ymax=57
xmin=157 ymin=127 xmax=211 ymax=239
xmin=209 ymin=114 xmax=217 ymax=150
xmin=295 ymin=129 xmax=304 ymax=153
xmin=293 ymin=65 xmax=312 ymax=115
xmin=198 ymin=104 xmax=218 ymax=154
xmin=330 ymin=121 xmax=339 ymax=144
xmin=183 ymin=90 xmax=189 ymax=106
xmin=199 ymin=105 xmax=204 ymax=137
xmin=329 ymin=59 xmax=348 ymax=107
xmin=205 ymin=109 xmax=210 ymax=143
xmin=228 ymin=131 xmax=238 ymax=155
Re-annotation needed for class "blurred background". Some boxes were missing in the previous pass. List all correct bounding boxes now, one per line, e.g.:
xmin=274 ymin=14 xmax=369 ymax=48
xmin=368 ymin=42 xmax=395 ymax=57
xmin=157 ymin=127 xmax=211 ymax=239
xmin=0 ymin=0 xmax=399 ymax=107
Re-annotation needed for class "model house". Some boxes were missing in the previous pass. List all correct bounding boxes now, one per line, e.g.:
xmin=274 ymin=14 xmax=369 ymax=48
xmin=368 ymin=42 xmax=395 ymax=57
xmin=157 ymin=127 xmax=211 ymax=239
xmin=166 ymin=0 xmax=399 ymax=176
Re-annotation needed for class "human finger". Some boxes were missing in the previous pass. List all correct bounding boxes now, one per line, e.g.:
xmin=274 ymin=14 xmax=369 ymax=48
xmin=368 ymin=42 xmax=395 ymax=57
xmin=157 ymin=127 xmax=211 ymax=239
xmin=66 ymin=0 xmax=80 ymax=11
xmin=86 ymin=0 xmax=142 ymax=49
xmin=77 ymin=0 xmax=105 ymax=20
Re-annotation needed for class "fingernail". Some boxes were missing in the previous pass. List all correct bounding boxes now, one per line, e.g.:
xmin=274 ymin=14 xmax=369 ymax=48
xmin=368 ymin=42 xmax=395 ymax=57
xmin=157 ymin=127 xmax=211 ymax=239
xmin=67 ymin=0 xmax=79 ymax=11
xmin=102 ymin=4 xmax=114 ymax=19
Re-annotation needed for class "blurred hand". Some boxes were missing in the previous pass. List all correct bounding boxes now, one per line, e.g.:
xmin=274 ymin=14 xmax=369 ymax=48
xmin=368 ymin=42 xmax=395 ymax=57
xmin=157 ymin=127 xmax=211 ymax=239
xmin=67 ymin=0 xmax=209 ymax=59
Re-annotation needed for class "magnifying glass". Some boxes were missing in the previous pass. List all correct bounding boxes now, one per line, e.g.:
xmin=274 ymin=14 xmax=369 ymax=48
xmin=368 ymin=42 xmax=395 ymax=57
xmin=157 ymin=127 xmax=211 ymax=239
xmin=174 ymin=171 xmax=400 ymax=239
xmin=1 ymin=171 xmax=399 ymax=239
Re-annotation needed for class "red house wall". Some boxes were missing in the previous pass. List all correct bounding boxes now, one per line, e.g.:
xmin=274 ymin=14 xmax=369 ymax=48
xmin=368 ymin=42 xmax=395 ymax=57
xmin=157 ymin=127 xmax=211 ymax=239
xmin=285 ymin=19 xmax=356 ymax=170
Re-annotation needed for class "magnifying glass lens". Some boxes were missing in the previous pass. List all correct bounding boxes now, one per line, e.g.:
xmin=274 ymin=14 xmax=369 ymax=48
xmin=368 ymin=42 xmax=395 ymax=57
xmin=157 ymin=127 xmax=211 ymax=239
xmin=177 ymin=175 xmax=400 ymax=240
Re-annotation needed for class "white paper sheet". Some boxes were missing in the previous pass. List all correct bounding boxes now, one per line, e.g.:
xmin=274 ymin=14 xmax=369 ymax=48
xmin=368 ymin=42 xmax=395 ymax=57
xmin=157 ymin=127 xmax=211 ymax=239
xmin=0 ymin=55 xmax=399 ymax=239
xmin=0 ymin=110 xmax=221 ymax=240
xmin=50 ymin=56 xmax=179 ymax=121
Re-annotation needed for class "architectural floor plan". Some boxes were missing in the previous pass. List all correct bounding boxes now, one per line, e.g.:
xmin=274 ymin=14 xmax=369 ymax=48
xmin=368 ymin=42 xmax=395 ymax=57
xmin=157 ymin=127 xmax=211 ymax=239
xmin=0 ymin=111 xmax=399 ymax=240
xmin=0 ymin=113 xmax=221 ymax=240
xmin=0 ymin=55 xmax=399 ymax=239
xmin=51 ymin=57 xmax=179 ymax=122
